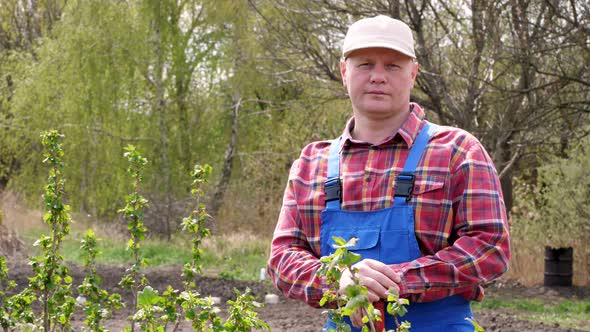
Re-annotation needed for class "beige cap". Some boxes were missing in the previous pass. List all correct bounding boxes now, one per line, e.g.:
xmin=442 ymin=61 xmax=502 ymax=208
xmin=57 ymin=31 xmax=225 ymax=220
xmin=342 ymin=15 xmax=415 ymax=59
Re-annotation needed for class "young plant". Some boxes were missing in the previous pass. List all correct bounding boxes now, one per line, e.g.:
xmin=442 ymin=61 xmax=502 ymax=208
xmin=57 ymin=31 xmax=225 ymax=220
xmin=118 ymin=163 xmax=269 ymax=331
xmin=118 ymin=144 xmax=149 ymax=332
xmin=78 ymin=230 xmax=123 ymax=332
xmin=158 ymin=165 xmax=270 ymax=331
xmin=0 ymin=255 xmax=17 ymax=331
xmin=176 ymin=164 xmax=268 ymax=331
xmin=1 ymin=255 xmax=34 ymax=332
xmin=180 ymin=164 xmax=213 ymax=286
xmin=173 ymin=164 xmax=216 ymax=331
xmin=2 ymin=289 xmax=36 ymax=332
xmin=26 ymin=130 xmax=76 ymax=331
xmin=317 ymin=236 xmax=410 ymax=332
xmin=385 ymin=289 xmax=411 ymax=332
xmin=223 ymin=288 xmax=269 ymax=332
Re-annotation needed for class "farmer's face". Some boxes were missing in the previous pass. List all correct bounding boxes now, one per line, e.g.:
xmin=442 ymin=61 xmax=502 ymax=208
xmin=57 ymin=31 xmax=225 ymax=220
xmin=340 ymin=47 xmax=418 ymax=119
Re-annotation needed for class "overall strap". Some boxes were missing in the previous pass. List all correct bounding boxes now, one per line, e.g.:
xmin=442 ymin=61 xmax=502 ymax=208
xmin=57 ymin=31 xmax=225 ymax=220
xmin=324 ymin=137 xmax=342 ymax=211
xmin=394 ymin=122 xmax=438 ymax=207
xmin=324 ymin=122 xmax=438 ymax=210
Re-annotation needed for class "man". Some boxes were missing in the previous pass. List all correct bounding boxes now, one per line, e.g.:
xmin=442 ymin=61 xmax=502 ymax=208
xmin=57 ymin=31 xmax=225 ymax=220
xmin=267 ymin=15 xmax=510 ymax=331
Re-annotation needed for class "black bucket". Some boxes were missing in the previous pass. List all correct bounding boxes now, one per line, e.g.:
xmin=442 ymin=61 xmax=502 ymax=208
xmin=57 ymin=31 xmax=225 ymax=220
xmin=544 ymin=247 xmax=573 ymax=287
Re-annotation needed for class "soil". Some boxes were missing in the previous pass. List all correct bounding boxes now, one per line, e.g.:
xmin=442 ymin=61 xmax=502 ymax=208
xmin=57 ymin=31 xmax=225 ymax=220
xmin=5 ymin=261 xmax=589 ymax=332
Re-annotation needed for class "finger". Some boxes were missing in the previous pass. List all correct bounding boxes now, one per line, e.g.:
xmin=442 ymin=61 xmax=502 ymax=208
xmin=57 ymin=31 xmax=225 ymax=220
xmin=364 ymin=259 xmax=401 ymax=283
xmin=338 ymin=269 xmax=353 ymax=294
xmin=366 ymin=289 xmax=380 ymax=303
xmin=355 ymin=269 xmax=395 ymax=298
xmin=356 ymin=260 xmax=402 ymax=298
xmin=359 ymin=275 xmax=390 ymax=299
xmin=351 ymin=309 xmax=364 ymax=328
xmin=387 ymin=283 xmax=400 ymax=297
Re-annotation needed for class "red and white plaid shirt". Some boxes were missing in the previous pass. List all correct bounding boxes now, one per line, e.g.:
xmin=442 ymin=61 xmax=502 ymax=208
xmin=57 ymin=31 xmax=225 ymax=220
xmin=267 ymin=103 xmax=510 ymax=307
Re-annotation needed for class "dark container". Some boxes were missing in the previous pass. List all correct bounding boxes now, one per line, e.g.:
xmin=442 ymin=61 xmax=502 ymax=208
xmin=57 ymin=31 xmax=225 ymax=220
xmin=544 ymin=246 xmax=573 ymax=287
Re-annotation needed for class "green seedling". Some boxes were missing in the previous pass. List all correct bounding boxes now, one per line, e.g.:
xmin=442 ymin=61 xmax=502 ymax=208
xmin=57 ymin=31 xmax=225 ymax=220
xmin=0 ymin=255 xmax=18 ymax=331
xmin=119 ymin=158 xmax=270 ymax=331
xmin=1 ymin=137 xmax=271 ymax=331
xmin=118 ymin=145 xmax=149 ymax=332
xmin=26 ymin=130 xmax=76 ymax=331
xmin=317 ymin=236 xmax=411 ymax=332
xmin=78 ymin=230 xmax=123 ymax=331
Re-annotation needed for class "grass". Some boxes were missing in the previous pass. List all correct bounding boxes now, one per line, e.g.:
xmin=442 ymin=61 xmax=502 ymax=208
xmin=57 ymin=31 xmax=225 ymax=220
xmin=20 ymin=226 xmax=270 ymax=282
xmin=474 ymin=297 xmax=590 ymax=330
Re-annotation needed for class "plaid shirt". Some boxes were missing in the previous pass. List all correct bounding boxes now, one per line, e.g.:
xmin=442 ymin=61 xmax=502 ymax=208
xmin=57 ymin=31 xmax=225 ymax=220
xmin=267 ymin=103 xmax=510 ymax=307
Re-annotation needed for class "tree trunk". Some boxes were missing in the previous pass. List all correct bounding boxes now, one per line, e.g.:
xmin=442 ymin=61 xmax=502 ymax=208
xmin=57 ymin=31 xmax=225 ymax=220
xmin=153 ymin=2 xmax=172 ymax=241
xmin=209 ymin=97 xmax=241 ymax=223
xmin=496 ymin=139 xmax=516 ymax=218
xmin=500 ymin=167 xmax=513 ymax=218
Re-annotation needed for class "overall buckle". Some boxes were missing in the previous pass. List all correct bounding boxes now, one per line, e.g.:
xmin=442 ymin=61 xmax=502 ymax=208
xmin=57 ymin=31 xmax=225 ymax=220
xmin=395 ymin=172 xmax=415 ymax=201
xmin=324 ymin=178 xmax=342 ymax=202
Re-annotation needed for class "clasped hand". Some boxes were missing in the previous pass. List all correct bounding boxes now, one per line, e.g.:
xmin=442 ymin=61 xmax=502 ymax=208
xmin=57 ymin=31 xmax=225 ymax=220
xmin=339 ymin=259 xmax=401 ymax=328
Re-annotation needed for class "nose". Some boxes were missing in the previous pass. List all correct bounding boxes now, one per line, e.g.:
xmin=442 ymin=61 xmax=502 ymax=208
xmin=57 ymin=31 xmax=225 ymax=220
xmin=370 ymin=64 xmax=387 ymax=84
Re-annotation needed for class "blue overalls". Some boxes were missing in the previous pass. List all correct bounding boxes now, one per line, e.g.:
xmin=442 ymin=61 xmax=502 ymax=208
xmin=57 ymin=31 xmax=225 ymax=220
xmin=320 ymin=123 xmax=474 ymax=331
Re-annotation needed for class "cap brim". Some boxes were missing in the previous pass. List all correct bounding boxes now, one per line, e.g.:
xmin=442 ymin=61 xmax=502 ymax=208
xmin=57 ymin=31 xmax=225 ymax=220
xmin=343 ymin=43 xmax=415 ymax=59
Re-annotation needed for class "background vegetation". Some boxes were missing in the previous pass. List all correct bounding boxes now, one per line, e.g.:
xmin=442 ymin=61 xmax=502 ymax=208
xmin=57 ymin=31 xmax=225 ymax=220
xmin=1 ymin=0 xmax=589 ymax=285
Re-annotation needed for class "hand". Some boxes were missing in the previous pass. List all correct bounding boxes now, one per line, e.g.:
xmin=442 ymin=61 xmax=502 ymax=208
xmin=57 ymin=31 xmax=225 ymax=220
xmin=339 ymin=259 xmax=401 ymax=328
xmin=339 ymin=259 xmax=401 ymax=303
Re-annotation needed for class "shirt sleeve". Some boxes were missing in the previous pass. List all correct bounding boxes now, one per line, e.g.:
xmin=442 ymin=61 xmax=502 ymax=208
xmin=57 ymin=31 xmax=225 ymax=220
xmin=266 ymin=158 xmax=327 ymax=308
xmin=392 ymin=139 xmax=511 ymax=302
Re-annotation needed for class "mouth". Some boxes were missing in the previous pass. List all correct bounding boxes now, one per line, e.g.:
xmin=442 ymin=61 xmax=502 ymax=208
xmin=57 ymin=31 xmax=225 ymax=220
xmin=366 ymin=91 xmax=388 ymax=96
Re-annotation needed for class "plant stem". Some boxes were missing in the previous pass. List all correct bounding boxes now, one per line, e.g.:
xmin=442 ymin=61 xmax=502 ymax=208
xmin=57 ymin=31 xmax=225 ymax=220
xmin=347 ymin=266 xmax=377 ymax=331
xmin=363 ymin=306 xmax=377 ymax=332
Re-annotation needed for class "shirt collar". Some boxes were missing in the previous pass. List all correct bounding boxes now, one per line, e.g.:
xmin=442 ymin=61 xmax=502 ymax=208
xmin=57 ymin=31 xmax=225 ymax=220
xmin=339 ymin=103 xmax=426 ymax=151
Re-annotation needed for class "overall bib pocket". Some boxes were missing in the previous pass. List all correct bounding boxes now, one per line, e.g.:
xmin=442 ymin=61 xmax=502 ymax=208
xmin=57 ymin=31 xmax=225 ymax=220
xmin=320 ymin=226 xmax=381 ymax=261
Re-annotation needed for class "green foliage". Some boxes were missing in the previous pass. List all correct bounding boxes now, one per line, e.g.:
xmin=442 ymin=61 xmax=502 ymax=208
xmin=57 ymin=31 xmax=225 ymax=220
xmin=466 ymin=318 xmax=484 ymax=332
xmin=386 ymin=289 xmax=411 ymax=331
xmin=118 ymin=145 xmax=149 ymax=331
xmin=3 ymin=0 xmax=239 ymax=229
xmin=25 ymin=130 xmax=76 ymax=331
xmin=317 ymin=236 xmax=410 ymax=332
xmin=224 ymin=288 xmax=269 ymax=332
xmin=78 ymin=230 xmax=123 ymax=332
xmin=512 ymin=135 xmax=590 ymax=254
xmin=0 ymin=255 xmax=18 ymax=331
xmin=0 ymin=133 xmax=271 ymax=331
xmin=181 ymin=164 xmax=213 ymax=283
xmin=119 ymin=160 xmax=269 ymax=331
xmin=3 ymin=289 xmax=36 ymax=331
xmin=165 ymin=163 xmax=267 ymax=331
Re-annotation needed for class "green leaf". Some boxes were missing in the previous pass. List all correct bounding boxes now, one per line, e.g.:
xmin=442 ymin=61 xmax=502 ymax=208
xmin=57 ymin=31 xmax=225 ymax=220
xmin=332 ymin=236 xmax=347 ymax=247
xmin=138 ymin=286 xmax=161 ymax=306
xmin=466 ymin=317 xmax=485 ymax=332
xmin=341 ymin=252 xmax=361 ymax=266
xmin=344 ymin=294 xmax=368 ymax=312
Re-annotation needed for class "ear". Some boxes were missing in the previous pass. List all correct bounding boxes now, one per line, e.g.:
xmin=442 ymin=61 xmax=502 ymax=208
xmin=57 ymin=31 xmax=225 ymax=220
xmin=410 ymin=61 xmax=419 ymax=87
xmin=340 ymin=60 xmax=347 ymax=87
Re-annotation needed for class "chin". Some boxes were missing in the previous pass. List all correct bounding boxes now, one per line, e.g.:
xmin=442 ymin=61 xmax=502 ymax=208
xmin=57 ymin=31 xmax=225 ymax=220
xmin=362 ymin=104 xmax=397 ymax=114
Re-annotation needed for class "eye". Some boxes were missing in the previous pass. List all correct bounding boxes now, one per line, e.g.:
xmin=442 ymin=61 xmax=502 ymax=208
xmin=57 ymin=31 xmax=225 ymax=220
xmin=387 ymin=64 xmax=401 ymax=70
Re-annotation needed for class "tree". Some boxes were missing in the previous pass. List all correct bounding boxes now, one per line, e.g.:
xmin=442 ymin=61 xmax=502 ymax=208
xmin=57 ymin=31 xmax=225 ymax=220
xmin=512 ymin=132 xmax=590 ymax=284
xmin=247 ymin=0 xmax=590 ymax=214
xmin=5 ymin=1 xmax=232 ymax=238
xmin=0 ymin=0 xmax=68 ymax=188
